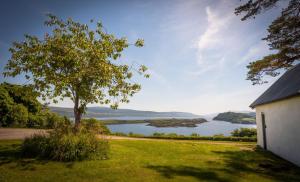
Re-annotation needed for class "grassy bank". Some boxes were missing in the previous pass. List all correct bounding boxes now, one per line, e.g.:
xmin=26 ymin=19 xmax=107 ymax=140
xmin=1 ymin=140 xmax=300 ymax=182
xmin=112 ymin=132 xmax=257 ymax=142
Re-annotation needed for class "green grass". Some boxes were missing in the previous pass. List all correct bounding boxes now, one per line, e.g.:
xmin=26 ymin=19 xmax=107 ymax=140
xmin=0 ymin=140 xmax=300 ymax=182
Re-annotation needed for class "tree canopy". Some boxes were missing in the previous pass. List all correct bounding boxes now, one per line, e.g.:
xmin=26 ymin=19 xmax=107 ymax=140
xmin=4 ymin=14 xmax=149 ymax=127
xmin=0 ymin=82 xmax=66 ymax=128
xmin=235 ymin=0 xmax=300 ymax=84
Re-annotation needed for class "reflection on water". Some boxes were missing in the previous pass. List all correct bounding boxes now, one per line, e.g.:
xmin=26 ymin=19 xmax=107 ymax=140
xmin=107 ymin=119 xmax=256 ymax=136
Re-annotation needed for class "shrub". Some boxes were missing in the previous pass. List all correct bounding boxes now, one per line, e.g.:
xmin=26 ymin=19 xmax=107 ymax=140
xmin=166 ymin=133 xmax=178 ymax=138
xmin=27 ymin=113 xmax=45 ymax=128
xmin=147 ymin=132 xmax=257 ymax=142
xmin=128 ymin=132 xmax=144 ymax=137
xmin=81 ymin=118 xmax=111 ymax=134
xmin=152 ymin=132 xmax=165 ymax=137
xmin=45 ymin=112 xmax=67 ymax=129
xmin=231 ymin=128 xmax=257 ymax=137
xmin=22 ymin=126 xmax=109 ymax=161
xmin=22 ymin=133 xmax=51 ymax=157
xmin=113 ymin=132 xmax=128 ymax=136
xmin=190 ymin=133 xmax=200 ymax=137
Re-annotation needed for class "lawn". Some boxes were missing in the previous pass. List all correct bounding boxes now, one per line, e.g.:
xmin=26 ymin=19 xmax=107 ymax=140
xmin=0 ymin=139 xmax=300 ymax=182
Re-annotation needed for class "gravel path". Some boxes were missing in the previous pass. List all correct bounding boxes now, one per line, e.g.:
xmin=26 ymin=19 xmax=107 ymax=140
xmin=0 ymin=128 xmax=48 ymax=140
xmin=0 ymin=128 xmax=153 ymax=140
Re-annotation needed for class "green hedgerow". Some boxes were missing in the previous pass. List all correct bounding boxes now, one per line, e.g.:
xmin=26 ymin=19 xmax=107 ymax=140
xmin=231 ymin=128 xmax=257 ymax=137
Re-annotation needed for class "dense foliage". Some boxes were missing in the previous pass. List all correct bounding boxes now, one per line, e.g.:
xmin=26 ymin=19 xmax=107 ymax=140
xmin=0 ymin=82 xmax=68 ymax=128
xmin=231 ymin=128 xmax=257 ymax=137
xmin=81 ymin=118 xmax=111 ymax=135
xmin=22 ymin=124 xmax=109 ymax=161
xmin=235 ymin=0 xmax=300 ymax=84
xmin=4 ymin=14 xmax=149 ymax=128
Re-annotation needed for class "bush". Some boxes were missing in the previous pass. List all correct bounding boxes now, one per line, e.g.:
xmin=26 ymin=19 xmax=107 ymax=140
xmin=22 ymin=133 xmax=50 ymax=157
xmin=128 ymin=132 xmax=144 ymax=137
xmin=231 ymin=128 xmax=257 ymax=137
xmin=22 ymin=125 xmax=109 ymax=161
xmin=81 ymin=118 xmax=111 ymax=134
xmin=44 ymin=112 xmax=70 ymax=129
xmin=27 ymin=113 xmax=45 ymax=128
xmin=147 ymin=132 xmax=257 ymax=142
xmin=190 ymin=133 xmax=200 ymax=137
xmin=166 ymin=133 xmax=178 ymax=138
xmin=113 ymin=132 xmax=128 ymax=136
xmin=152 ymin=132 xmax=165 ymax=137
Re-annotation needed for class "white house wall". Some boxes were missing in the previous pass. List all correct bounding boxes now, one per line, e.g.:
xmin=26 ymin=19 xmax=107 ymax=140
xmin=255 ymin=96 xmax=300 ymax=166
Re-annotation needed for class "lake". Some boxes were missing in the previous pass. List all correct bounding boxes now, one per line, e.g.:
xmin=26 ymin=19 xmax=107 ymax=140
xmin=105 ymin=117 xmax=256 ymax=136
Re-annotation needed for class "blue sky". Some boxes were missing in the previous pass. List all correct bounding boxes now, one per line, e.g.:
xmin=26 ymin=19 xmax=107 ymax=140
xmin=0 ymin=0 xmax=282 ymax=114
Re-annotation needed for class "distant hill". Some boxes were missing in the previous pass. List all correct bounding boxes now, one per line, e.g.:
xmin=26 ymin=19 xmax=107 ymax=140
xmin=213 ymin=112 xmax=256 ymax=124
xmin=49 ymin=106 xmax=200 ymax=119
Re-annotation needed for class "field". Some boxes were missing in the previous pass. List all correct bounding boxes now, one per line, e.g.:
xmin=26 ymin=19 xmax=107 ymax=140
xmin=0 ymin=139 xmax=300 ymax=182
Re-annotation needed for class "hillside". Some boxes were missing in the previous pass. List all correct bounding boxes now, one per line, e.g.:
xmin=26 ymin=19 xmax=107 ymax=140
xmin=49 ymin=106 xmax=200 ymax=119
xmin=213 ymin=112 xmax=256 ymax=124
xmin=146 ymin=118 xmax=207 ymax=127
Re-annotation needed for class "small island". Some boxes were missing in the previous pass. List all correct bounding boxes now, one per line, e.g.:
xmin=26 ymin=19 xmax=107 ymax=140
xmin=213 ymin=112 xmax=256 ymax=124
xmin=100 ymin=120 xmax=147 ymax=125
xmin=100 ymin=118 xmax=208 ymax=127
xmin=146 ymin=118 xmax=208 ymax=127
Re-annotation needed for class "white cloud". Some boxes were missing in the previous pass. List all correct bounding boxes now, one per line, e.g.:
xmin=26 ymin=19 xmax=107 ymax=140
xmin=237 ymin=41 xmax=270 ymax=65
xmin=195 ymin=6 xmax=235 ymax=75
xmin=197 ymin=7 xmax=232 ymax=51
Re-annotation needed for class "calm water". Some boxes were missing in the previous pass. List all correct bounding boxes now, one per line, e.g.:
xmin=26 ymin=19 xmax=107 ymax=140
xmin=106 ymin=118 xmax=256 ymax=136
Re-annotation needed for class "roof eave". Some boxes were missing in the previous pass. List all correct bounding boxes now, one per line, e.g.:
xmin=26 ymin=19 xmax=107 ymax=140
xmin=249 ymin=93 xmax=300 ymax=108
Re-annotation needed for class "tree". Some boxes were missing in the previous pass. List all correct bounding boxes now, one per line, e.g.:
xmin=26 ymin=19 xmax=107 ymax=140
xmin=4 ymin=14 xmax=149 ymax=129
xmin=235 ymin=0 xmax=300 ymax=84
xmin=0 ymin=86 xmax=14 ymax=126
xmin=10 ymin=104 xmax=29 ymax=127
xmin=1 ymin=82 xmax=41 ymax=113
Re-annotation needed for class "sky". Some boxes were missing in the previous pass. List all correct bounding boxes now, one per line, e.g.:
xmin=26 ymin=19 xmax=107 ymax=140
xmin=0 ymin=0 xmax=283 ymax=115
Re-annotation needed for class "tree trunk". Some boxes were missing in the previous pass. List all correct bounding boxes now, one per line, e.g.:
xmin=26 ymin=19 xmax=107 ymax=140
xmin=74 ymin=109 xmax=81 ymax=129
xmin=74 ymin=96 xmax=81 ymax=131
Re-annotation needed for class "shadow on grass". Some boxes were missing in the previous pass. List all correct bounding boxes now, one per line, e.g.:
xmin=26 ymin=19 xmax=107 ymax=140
xmin=0 ymin=142 xmax=79 ymax=171
xmin=146 ymin=165 xmax=231 ymax=182
xmin=0 ymin=142 xmax=49 ymax=171
xmin=212 ymin=147 xmax=300 ymax=182
xmin=146 ymin=147 xmax=300 ymax=182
